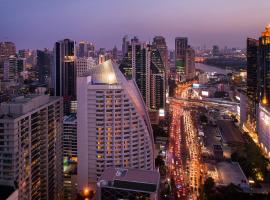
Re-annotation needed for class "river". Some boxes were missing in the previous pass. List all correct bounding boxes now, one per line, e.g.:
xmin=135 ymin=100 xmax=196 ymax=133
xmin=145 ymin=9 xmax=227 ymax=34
xmin=195 ymin=63 xmax=231 ymax=75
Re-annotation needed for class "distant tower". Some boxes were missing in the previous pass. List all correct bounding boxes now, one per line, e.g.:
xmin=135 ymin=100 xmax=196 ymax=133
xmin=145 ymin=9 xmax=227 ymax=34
xmin=120 ymin=37 xmax=166 ymax=114
xmin=77 ymin=60 xmax=155 ymax=191
xmin=212 ymin=45 xmax=220 ymax=56
xmin=153 ymin=36 xmax=168 ymax=72
xmin=37 ymin=49 xmax=52 ymax=84
xmin=122 ymin=35 xmax=129 ymax=57
xmin=53 ymin=39 xmax=76 ymax=114
xmin=175 ymin=37 xmax=188 ymax=81
xmin=185 ymin=47 xmax=196 ymax=80
xmin=0 ymin=41 xmax=16 ymax=63
xmin=246 ymin=38 xmax=259 ymax=101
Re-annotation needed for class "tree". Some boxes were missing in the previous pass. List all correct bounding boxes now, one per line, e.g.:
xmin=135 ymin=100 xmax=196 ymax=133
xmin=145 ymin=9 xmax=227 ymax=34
xmin=204 ymin=177 xmax=215 ymax=196
xmin=155 ymin=155 xmax=165 ymax=168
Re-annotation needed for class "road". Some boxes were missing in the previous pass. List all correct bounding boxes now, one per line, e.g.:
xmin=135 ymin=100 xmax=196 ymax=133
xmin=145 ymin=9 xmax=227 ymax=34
xmin=167 ymin=83 xmax=203 ymax=200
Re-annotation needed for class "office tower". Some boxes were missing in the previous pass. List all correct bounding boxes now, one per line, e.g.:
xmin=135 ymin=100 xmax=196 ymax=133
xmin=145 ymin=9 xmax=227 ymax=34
xmin=152 ymin=36 xmax=168 ymax=72
xmin=76 ymin=57 xmax=96 ymax=77
xmin=78 ymin=41 xmax=95 ymax=58
xmin=17 ymin=57 xmax=26 ymax=74
xmin=37 ymin=49 xmax=52 ymax=84
xmin=175 ymin=37 xmax=188 ymax=80
xmin=150 ymin=47 xmax=166 ymax=111
xmin=212 ymin=45 xmax=220 ymax=56
xmin=0 ymin=95 xmax=63 ymax=200
xmin=247 ymin=38 xmax=259 ymax=101
xmin=78 ymin=41 xmax=88 ymax=58
xmin=63 ymin=114 xmax=77 ymax=160
xmin=3 ymin=55 xmax=17 ymax=81
xmin=185 ymin=47 xmax=196 ymax=80
xmin=53 ymin=39 xmax=76 ymax=114
xmin=77 ymin=60 xmax=154 ymax=191
xmin=63 ymin=115 xmax=77 ymax=200
xmin=122 ymin=35 xmax=129 ymax=57
xmin=97 ymin=168 xmax=160 ymax=200
xmin=119 ymin=37 xmax=166 ymax=114
xmin=257 ymin=25 xmax=270 ymax=157
xmin=112 ymin=46 xmax=118 ymax=61
xmin=0 ymin=42 xmax=16 ymax=63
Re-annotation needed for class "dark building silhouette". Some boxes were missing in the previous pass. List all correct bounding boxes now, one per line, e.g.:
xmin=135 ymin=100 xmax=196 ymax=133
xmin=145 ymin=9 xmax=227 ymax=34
xmin=53 ymin=39 xmax=76 ymax=114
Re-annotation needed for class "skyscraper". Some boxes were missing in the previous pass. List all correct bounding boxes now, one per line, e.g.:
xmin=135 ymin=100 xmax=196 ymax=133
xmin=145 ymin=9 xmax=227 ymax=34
xmin=0 ymin=95 xmax=63 ymax=200
xmin=119 ymin=37 xmax=166 ymax=114
xmin=185 ymin=47 xmax=196 ymax=80
xmin=77 ymin=60 xmax=154 ymax=191
xmin=0 ymin=42 xmax=16 ymax=63
xmin=78 ymin=41 xmax=95 ymax=58
xmin=53 ymin=39 xmax=76 ymax=114
xmin=122 ymin=35 xmax=129 ymax=58
xmin=257 ymin=25 xmax=270 ymax=157
xmin=3 ymin=55 xmax=17 ymax=82
xmin=175 ymin=37 xmax=188 ymax=80
xmin=175 ymin=37 xmax=196 ymax=81
xmin=212 ymin=45 xmax=220 ymax=56
xmin=258 ymin=26 xmax=270 ymax=105
xmin=37 ymin=49 xmax=52 ymax=84
xmin=152 ymin=36 xmax=168 ymax=72
xmin=247 ymin=38 xmax=259 ymax=101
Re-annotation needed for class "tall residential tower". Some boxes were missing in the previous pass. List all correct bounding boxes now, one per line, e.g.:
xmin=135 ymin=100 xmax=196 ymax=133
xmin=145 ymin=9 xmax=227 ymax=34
xmin=77 ymin=60 xmax=154 ymax=191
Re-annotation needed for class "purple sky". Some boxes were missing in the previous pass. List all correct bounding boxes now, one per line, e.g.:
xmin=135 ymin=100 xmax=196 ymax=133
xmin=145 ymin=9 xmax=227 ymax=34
xmin=1 ymin=0 xmax=269 ymax=50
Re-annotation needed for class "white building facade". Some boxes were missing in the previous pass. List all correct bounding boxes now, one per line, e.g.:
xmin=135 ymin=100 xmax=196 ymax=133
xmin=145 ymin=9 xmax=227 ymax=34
xmin=76 ymin=57 xmax=96 ymax=77
xmin=77 ymin=60 xmax=154 ymax=192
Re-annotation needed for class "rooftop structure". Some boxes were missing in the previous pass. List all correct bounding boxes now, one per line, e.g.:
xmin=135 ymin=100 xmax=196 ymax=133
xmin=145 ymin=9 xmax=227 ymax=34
xmin=97 ymin=168 xmax=160 ymax=200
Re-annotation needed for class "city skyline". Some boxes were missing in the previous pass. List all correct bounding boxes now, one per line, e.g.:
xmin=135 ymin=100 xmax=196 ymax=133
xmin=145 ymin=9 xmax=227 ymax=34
xmin=1 ymin=0 xmax=270 ymax=50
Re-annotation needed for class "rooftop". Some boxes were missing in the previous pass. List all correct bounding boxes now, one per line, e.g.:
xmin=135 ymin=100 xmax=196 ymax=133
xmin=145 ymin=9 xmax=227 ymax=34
xmin=0 ymin=95 xmax=60 ymax=118
xmin=216 ymin=162 xmax=249 ymax=188
xmin=98 ymin=168 xmax=160 ymax=193
xmin=84 ymin=60 xmax=121 ymax=85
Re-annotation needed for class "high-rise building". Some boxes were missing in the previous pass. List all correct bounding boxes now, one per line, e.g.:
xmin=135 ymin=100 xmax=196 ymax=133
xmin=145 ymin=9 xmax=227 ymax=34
xmin=53 ymin=39 xmax=76 ymax=114
xmin=212 ymin=45 xmax=220 ymax=56
xmin=153 ymin=36 xmax=168 ymax=72
xmin=0 ymin=42 xmax=16 ymax=63
xmin=112 ymin=46 xmax=118 ymax=61
xmin=247 ymin=38 xmax=259 ymax=101
xmin=97 ymin=168 xmax=160 ymax=200
xmin=258 ymin=26 xmax=270 ymax=105
xmin=77 ymin=60 xmax=154 ymax=191
xmin=0 ymin=95 xmax=63 ymax=200
xmin=78 ymin=41 xmax=95 ymax=58
xmin=185 ymin=47 xmax=196 ymax=80
xmin=76 ymin=57 xmax=96 ymax=77
xmin=119 ymin=37 xmax=166 ymax=114
xmin=63 ymin=114 xmax=77 ymax=160
xmin=3 ymin=55 xmax=17 ymax=82
xmin=257 ymin=25 xmax=270 ymax=157
xmin=122 ymin=35 xmax=129 ymax=58
xmin=175 ymin=37 xmax=188 ymax=80
xmin=37 ymin=49 xmax=52 ymax=84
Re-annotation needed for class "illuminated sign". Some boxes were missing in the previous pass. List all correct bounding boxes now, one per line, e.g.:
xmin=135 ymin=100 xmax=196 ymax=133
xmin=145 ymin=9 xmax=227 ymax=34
xmin=201 ymin=91 xmax=209 ymax=97
xmin=159 ymin=109 xmax=165 ymax=117
xmin=193 ymin=83 xmax=200 ymax=88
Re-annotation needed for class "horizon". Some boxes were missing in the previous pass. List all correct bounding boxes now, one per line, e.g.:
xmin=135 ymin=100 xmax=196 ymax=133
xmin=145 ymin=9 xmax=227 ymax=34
xmin=1 ymin=0 xmax=270 ymax=50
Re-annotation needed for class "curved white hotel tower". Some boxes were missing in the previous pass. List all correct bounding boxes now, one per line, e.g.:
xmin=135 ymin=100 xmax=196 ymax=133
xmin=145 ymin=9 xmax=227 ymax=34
xmin=77 ymin=60 xmax=154 ymax=192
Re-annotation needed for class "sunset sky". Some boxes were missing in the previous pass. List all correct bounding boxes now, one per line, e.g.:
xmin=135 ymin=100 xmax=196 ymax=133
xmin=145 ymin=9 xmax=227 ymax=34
xmin=1 ymin=0 xmax=269 ymax=49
